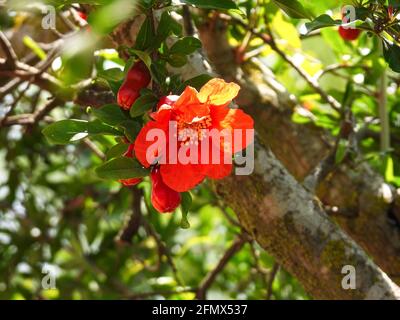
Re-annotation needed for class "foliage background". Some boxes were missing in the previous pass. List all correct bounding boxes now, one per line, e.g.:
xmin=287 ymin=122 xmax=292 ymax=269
xmin=1 ymin=0 xmax=399 ymax=299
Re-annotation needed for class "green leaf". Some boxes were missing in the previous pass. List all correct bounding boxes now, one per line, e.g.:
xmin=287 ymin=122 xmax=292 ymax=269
xmin=167 ymin=54 xmax=188 ymax=68
xmin=169 ymin=37 xmax=202 ymax=55
xmin=335 ymin=139 xmax=348 ymax=164
xmin=128 ymin=49 xmax=152 ymax=70
xmin=95 ymin=157 xmax=149 ymax=180
xmin=23 ymin=36 xmax=47 ymax=60
xmin=106 ymin=143 xmax=129 ymax=160
xmin=180 ymin=192 xmax=192 ymax=229
xmin=42 ymin=119 xmax=122 ymax=145
xmin=118 ymin=120 xmax=142 ymax=142
xmin=156 ymin=11 xmax=182 ymax=45
xmin=87 ymin=0 xmax=136 ymax=35
xmin=129 ymin=94 xmax=158 ymax=118
xmin=150 ymin=61 xmax=168 ymax=85
xmin=92 ymin=104 xmax=128 ymax=126
xmin=383 ymin=41 xmax=400 ymax=73
xmin=183 ymin=74 xmax=213 ymax=90
xmin=305 ymin=14 xmax=341 ymax=33
xmin=98 ymin=68 xmax=124 ymax=82
xmin=385 ymin=155 xmax=395 ymax=182
xmin=135 ymin=17 xmax=153 ymax=51
xmin=272 ymin=0 xmax=313 ymax=20
xmin=182 ymin=0 xmax=239 ymax=10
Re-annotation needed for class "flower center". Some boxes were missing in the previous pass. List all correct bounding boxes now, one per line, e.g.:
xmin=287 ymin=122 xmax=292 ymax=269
xmin=176 ymin=115 xmax=212 ymax=146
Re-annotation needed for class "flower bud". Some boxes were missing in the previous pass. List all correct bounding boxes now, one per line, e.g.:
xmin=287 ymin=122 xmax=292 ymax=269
xmin=151 ymin=168 xmax=181 ymax=213
xmin=117 ymin=85 xmax=140 ymax=110
xmin=126 ymin=61 xmax=151 ymax=86
xmin=117 ymin=61 xmax=151 ymax=110
xmin=338 ymin=26 xmax=361 ymax=41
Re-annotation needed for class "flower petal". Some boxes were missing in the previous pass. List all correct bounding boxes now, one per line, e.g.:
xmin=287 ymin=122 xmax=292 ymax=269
xmin=198 ymin=78 xmax=240 ymax=106
xmin=134 ymin=120 xmax=168 ymax=168
xmin=198 ymin=141 xmax=233 ymax=179
xmin=151 ymin=168 xmax=181 ymax=213
xmin=210 ymin=106 xmax=254 ymax=153
xmin=160 ymin=163 xmax=205 ymax=192
xmin=174 ymin=86 xmax=209 ymax=122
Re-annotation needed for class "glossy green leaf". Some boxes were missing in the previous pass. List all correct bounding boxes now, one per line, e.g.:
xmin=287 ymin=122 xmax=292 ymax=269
xmin=129 ymin=94 xmax=158 ymax=118
xmin=106 ymin=143 xmax=129 ymax=160
xmin=273 ymin=0 xmax=313 ymax=20
xmin=305 ymin=14 xmax=341 ymax=33
xmin=95 ymin=157 xmax=149 ymax=179
xmin=169 ymin=37 xmax=202 ymax=55
xmin=383 ymin=42 xmax=400 ymax=73
xmin=167 ymin=54 xmax=188 ymax=68
xmin=118 ymin=120 xmax=142 ymax=142
xmin=135 ymin=17 xmax=153 ymax=51
xmin=182 ymin=0 xmax=239 ymax=10
xmin=42 ymin=119 xmax=122 ymax=145
xmin=180 ymin=192 xmax=192 ymax=229
xmin=92 ymin=104 xmax=128 ymax=126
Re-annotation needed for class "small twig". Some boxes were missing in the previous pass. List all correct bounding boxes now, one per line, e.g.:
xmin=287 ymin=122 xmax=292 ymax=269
xmin=33 ymin=97 xmax=60 ymax=123
xmin=141 ymin=216 xmax=183 ymax=286
xmin=116 ymin=188 xmax=142 ymax=244
xmin=378 ymin=41 xmax=390 ymax=154
xmin=182 ymin=5 xmax=195 ymax=36
xmin=219 ymin=14 xmax=342 ymax=112
xmin=82 ymin=138 xmax=106 ymax=160
xmin=0 ymin=82 xmax=31 ymax=127
xmin=303 ymin=108 xmax=355 ymax=192
xmin=266 ymin=263 xmax=280 ymax=300
xmin=148 ymin=7 xmax=162 ymax=99
xmin=196 ymin=235 xmax=247 ymax=299
xmin=1 ymin=97 xmax=62 ymax=129
xmin=0 ymin=31 xmax=18 ymax=69
xmin=0 ymin=113 xmax=53 ymax=126
xmin=315 ymin=63 xmax=368 ymax=81
xmin=249 ymin=241 xmax=270 ymax=290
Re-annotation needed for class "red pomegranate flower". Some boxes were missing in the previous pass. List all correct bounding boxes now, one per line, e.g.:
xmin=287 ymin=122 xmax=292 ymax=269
xmin=151 ymin=167 xmax=181 ymax=213
xmin=134 ymin=78 xmax=254 ymax=192
xmin=338 ymin=26 xmax=361 ymax=41
xmin=118 ymin=143 xmax=142 ymax=187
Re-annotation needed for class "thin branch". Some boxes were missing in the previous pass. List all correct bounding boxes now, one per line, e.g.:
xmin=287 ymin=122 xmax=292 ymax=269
xmin=182 ymin=5 xmax=195 ymax=36
xmin=141 ymin=216 xmax=183 ymax=286
xmin=0 ymin=31 xmax=18 ymax=69
xmin=0 ymin=82 xmax=31 ymax=127
xmin=82 ymin=138 xmax=106 ymax=160
xmin=378 ymin=42 xmax=390 ymax=153
xmin=219 ymin=14 xmax=342 ymax=112
xmin=303 ymin=107 xmax=355 ymax=192
xmin=266 ymin=263 xmax=280 ymax=300
xmin=116 ymin=188 xmax=142 ymax=244
xmin=196 ymin=235 xmax=247 ymax=299
xmin=0 ymin=98 xmax=60 ymax=128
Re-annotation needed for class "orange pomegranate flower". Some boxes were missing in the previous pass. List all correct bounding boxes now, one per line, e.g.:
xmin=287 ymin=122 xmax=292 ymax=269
xmin=134 ymin=78 xmax=254 ymax=192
